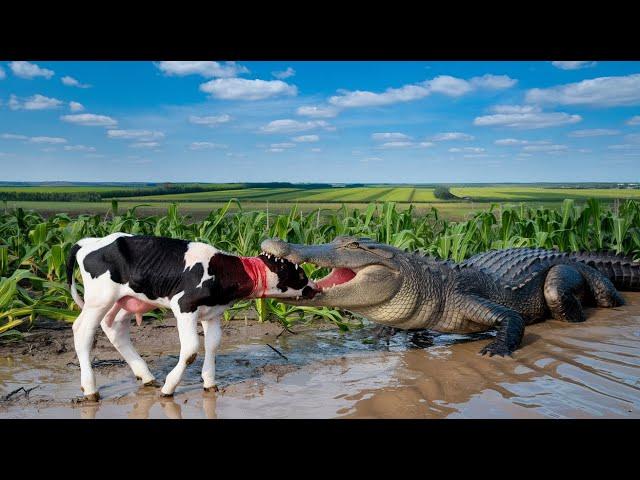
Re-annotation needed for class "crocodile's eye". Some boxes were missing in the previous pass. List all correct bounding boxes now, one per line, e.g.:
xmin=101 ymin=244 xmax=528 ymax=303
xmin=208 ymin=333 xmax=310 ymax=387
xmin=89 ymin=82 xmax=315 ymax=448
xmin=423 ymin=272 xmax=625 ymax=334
xmin=345 ymin=241 xmax=359 ymax=249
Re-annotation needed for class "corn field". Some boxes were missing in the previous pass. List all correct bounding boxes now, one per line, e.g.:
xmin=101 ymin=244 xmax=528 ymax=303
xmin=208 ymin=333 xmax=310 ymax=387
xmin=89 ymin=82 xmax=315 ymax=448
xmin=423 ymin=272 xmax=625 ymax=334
xmin=1 ymin=198 xmax=640 ymax=340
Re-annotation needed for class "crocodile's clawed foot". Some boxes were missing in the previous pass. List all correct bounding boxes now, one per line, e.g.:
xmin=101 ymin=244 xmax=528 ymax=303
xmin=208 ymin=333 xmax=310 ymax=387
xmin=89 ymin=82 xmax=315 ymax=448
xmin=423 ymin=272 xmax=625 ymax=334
xmin=143 ymin=379 xmax=162 ymax=388
xmin=479 ymin=341 xmax=514 ymax=357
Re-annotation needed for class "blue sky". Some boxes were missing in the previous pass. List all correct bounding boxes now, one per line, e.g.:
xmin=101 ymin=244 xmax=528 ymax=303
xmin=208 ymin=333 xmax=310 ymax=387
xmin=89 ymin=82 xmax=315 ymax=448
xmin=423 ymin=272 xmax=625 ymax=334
xmin=1 ymin=60 xmax=639 ymax=183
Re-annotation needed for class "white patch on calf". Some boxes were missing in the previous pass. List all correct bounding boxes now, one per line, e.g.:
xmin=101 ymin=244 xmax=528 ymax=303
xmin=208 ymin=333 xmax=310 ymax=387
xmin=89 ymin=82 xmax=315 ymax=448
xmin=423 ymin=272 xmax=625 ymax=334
xmin=184 ymin=242 xmax=220 ymax=289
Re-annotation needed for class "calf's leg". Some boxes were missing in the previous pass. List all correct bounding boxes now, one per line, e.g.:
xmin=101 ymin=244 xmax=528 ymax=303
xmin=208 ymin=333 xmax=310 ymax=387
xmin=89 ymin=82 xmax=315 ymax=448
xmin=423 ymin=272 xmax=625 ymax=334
xmin=201 ymin=312 xmax=223 ymax=392
xmin=161 ymin=305 xmax=199 ymax=397
xmin=100 ymin=308 xmax=156 ymax=385
xmin=72 ymin=304 xmax=113 ymax=400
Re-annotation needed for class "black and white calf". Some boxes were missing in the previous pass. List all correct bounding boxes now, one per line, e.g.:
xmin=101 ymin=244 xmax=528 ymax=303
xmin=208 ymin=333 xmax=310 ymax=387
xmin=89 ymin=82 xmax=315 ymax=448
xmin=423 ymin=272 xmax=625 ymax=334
xmin=66 ymin=233 xmax=316 ymax=401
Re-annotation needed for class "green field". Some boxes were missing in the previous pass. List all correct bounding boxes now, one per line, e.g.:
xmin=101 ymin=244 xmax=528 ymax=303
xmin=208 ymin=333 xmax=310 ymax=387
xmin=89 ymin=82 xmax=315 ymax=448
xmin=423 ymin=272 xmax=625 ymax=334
xmin=2 ymin=183 xmax=640 ymax=221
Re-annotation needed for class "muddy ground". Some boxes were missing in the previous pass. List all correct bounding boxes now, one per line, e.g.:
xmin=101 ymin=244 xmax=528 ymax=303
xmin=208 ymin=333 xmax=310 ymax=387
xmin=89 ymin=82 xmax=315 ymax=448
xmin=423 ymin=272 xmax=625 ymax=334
xmin=1 ymin=293 xmax=639 ymax=419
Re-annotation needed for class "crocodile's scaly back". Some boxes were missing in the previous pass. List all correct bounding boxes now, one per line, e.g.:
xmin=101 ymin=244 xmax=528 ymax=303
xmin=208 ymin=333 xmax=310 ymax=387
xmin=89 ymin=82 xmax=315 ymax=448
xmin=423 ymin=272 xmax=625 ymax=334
xmin=460 ymin=247 xmax=640 ymax=291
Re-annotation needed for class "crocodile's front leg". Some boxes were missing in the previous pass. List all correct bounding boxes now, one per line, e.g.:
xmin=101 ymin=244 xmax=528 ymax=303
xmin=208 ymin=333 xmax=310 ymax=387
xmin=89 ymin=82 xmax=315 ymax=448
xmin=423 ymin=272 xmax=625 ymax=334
xmin=453 ymin=294 xmax=526 ymax=357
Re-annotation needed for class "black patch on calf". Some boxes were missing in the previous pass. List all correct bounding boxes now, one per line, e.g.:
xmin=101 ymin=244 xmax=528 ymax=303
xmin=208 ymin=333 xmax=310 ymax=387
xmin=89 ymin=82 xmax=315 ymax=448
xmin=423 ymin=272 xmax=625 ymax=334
xmin=258 ymin=254 xmax=308 ymax=292
xmin=83 ymin=235 xmax=255 ymax=314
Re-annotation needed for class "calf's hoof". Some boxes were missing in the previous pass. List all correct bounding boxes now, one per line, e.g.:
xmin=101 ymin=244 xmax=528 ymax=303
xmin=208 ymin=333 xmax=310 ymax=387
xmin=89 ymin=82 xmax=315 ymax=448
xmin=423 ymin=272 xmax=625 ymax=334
xmin=160 ymin=392 xmax=174 ymax=398
xmin=204 ymin=385 xmax=219 ymax=393
xmin=143 ymin=379 xmax=162 ymax=388
xmin=73 ymin=392 xmax=100 ymax=404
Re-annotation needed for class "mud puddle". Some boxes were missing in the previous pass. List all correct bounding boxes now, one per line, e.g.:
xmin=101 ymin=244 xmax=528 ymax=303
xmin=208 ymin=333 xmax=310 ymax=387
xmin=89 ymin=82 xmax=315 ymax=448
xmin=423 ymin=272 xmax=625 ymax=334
xmin=1 ymin=293 xmax=640 ymax=418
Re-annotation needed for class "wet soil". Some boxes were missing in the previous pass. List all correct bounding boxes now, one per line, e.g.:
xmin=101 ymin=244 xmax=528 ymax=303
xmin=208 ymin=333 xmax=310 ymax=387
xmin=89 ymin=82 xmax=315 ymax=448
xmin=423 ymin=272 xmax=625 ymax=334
xmin=1 ymin=293 xmax=639 ymax=418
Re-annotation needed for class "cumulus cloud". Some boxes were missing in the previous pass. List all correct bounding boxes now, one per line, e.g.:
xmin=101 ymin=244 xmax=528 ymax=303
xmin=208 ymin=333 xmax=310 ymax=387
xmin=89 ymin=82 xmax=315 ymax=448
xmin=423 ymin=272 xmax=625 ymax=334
xmin=310 ymin=148 xmax=322 ymax=153
xmin=9 ymin=94 xmax=63 ymax=110
xmin=494 ymin=138 xmax=550 ymax=146
xmin=292 ymin=135 xmax=319 ymax=143
xmin=130 ymin=142 xmax=161 ymax=149
xmin=296 ymin=105 xmax=340 ymax=118
xmin=608 ymin=144 xmax=640 ymax=150
xmin=9 ymin=61 xmax=54 ymax=79
xmin=64 ymin=144 xmax=96 ymax=152
xmin=107 ymin=129 xmax=164 ymax=141
xmin=270 ymin=142 xmax=295 ymax=149
xmin=568 ymin=128 xmax=620 ymax=137
xmin=551 ymin=61 xmax=597 ymax=70
xmin=188 ymin=114 xmax=231 ymax=127
xmin=272 ymin=67 xmax=295 ymax=79
xmin=377 ymin=141 xmax=434 ymax=149
xmin=29 ymin=136 xmax=67 ymax=144
xmin=69 ymin=101 xmax=84 ymax=112
xmin=1 ymin=133 xmax=28 ymax=140
xmin=0 ymin=67 xmax=5 ymax=80
xmin=371 ymin=132 xmax=411 ymax=141
xmin=61 ymin=113 xmax=117 ymax=127
xmin=525 ymin=74 xmax=640 ymax=107
xmin=328 ymin=74 xmax=516 ymax=108
xmin=449 ymin=147 xmax=485 ymax=153
xmin=474 ymin=105 xmax=581 ymax=129
xmin=627 ymin=116 xmax=640 ymax=126
xmin=61 ymin=76 xmax=91 ymax=88
xmin=156 ymin=61 xmax=248 ymax=78
xmin=200 ymin=78 xmax=297 ymax=100
xmin=432 ymin=132 xmax=475 ymax=141
xmin=522 ymin=144 xmax=568 ymax=152
xmin=189 ymin=142 xmax=228 ymax=150
xmin=260 ymin=119 xmax=331 ymax=134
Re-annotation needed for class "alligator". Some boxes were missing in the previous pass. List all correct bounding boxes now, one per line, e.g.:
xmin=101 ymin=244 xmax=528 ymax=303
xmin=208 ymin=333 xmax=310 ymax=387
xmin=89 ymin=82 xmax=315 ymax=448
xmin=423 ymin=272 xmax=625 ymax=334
xmin=260 ymin=236 xmax=640 ymax=356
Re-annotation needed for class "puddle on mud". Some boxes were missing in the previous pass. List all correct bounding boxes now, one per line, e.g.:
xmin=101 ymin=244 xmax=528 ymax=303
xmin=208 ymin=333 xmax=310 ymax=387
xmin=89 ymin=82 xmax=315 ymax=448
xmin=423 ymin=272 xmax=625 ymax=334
xmin=1 ymin=293 xmax=640 ymax=419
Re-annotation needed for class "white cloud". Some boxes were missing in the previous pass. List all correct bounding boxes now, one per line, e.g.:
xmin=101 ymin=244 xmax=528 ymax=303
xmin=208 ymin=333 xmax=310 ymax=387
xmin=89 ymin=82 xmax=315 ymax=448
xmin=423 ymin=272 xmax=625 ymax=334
xmin=268 ymin=148 xmax=285 ymax=153
xmin=107 ymin=129 xmax=164 ymax=141
xmin=1 ymin=133 xmax=28 ymax=140
xmin=188 ymin=114 xmax=231 ymax=127
xmin=474 ymin=105 xmax=581 ymax=129
xmin=310 ymin=148 xmax=322 ymax=153
xmin=270 ymin=142 xmax=295 ymax=149
xmin=361 ymin=157 xmax=383 ymax=162
xmin=9 ymin=94 xmax=63 ymax=110
xmin=260 ymin=119 xmax=330 ymax=134
xmin=189 ymin=142 xmax=228 ymax=150
xmin=523 ymin=144 xmax=568 ymax=152
xmin=427 ymin=75 xmax=473 ymax=96
xmin=69 ymin=101 xmax=84 ymax=112
xmin=64 ymin=144 xmax=96 ymax=152
xmin=449 ymin=147 xmax=485 ymax=153
xmin=371 ymin=132 xmax=411 ymax=141
xmin=156 ymin=61 xmax=248 ymax=78
xmin=0 ymin=67 xmax=5 ymax=80
xmin=61 ymin=113 xmax=118 ymax=127
xmin=61 ymin=76 xmax=90 ymax=88
xmin=608 ymin=144 xmax=639 ymax=150
xmin=464 ymin=153 xmax=489 ymax=158
xmin=130 ymin=142 xmax=161 ymax=149
xmin=30 ymin=136 xmax=67 ymax=144
xmin=568 ymin=128 xmax=620 ymax=137
xmin=329 ymin=83 xmax=430 ymax=108
xmin=272 ymin=67 xmax=295 ymax=79
xmin=627 ymin=116 xmax=640 ymax=126
xmin=292 ymin=135 xmax=319 ymax=143
xmin=525 ymin=74 xmax=640 ymax=107
xmin=378 ymin=141 xmax=414 ymax=149
xmin=469 ymin=74 xmax=518 ymax=89
xmin=432 ymin=132 xmax=475 ymax=141
xmin=551 ymin=61 xmax=597 ymax=70
xmin=328 ymin=73 xmax=516 ymax=108
xmin=9 ymin=61 xmax=54 ymax=79
xmin=626 ymin=133 xmax=640 ymax=143
xmin=494 ymin=138 xmax=550 ymax=146
xmin=200 ymin=78 xmax=297 ymax=100
xmin=296 ymin=105 xmax=340 ymax=118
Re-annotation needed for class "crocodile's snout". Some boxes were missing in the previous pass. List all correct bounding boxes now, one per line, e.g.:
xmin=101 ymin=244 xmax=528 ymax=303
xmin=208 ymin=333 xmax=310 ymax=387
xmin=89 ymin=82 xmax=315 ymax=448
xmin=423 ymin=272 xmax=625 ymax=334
xmin=260 ymin=238 xmax=290 ymax=258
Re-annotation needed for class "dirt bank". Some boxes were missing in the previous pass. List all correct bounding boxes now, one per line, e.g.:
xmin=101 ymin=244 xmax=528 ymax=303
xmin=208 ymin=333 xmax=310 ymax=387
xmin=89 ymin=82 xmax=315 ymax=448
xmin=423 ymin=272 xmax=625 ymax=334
xmin=1 ymin=293 xmax=639 ymax=418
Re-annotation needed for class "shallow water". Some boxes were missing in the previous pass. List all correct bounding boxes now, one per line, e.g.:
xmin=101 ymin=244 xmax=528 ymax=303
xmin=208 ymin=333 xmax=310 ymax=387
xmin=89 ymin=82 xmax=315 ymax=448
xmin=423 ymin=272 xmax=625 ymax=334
xmin=1 ymin=293 xmax=639 ymax=418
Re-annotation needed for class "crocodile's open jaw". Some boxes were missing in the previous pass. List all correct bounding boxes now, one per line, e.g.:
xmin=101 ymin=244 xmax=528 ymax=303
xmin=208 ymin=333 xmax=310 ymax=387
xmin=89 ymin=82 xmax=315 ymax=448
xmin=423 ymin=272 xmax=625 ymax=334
xmin=260 ymin=236 xmax=402 ymax=308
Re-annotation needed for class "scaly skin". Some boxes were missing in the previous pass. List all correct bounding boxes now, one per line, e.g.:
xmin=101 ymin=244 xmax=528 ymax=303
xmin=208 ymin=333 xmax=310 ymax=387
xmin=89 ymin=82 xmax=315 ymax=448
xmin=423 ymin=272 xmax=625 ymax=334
xmin=261 ymin=237 xmax=640 ymax=357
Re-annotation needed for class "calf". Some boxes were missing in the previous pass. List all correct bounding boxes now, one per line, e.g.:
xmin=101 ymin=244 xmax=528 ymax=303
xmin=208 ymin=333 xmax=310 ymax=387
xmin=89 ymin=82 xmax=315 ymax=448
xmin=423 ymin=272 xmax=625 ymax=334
xmin=66 ymin=232 xmax=316 ymax=401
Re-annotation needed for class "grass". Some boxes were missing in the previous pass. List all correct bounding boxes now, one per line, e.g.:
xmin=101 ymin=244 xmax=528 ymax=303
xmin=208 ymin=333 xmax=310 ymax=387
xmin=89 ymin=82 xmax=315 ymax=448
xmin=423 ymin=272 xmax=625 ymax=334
xmin=1 ymin=198 xmax=639 ymax=340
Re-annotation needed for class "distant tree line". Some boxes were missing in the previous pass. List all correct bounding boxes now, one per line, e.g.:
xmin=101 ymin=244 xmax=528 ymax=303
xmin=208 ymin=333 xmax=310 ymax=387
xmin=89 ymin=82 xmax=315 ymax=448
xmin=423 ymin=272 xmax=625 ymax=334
xmin=433 ymin=186 xmax=460 ymax=200
xmin=0 ymin=191 xmax=102 ymax=202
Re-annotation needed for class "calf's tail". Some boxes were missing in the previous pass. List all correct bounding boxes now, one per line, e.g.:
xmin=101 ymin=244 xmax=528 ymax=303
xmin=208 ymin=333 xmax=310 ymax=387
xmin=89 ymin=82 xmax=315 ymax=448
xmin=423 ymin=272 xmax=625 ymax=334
xmin=66 ymin=243 xmax=85 ymax=308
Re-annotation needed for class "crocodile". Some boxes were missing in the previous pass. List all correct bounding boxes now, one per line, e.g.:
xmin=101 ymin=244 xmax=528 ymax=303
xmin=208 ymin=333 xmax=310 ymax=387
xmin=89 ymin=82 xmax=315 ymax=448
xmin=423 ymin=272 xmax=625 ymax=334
xmin=260 ymin=236 xmax=640 ymax=356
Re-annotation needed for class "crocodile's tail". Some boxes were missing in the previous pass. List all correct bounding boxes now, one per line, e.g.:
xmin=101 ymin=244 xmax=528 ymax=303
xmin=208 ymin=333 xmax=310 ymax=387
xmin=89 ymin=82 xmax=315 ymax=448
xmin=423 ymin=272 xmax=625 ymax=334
xmin=569 ymin=251 xmax=640 ymax=291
